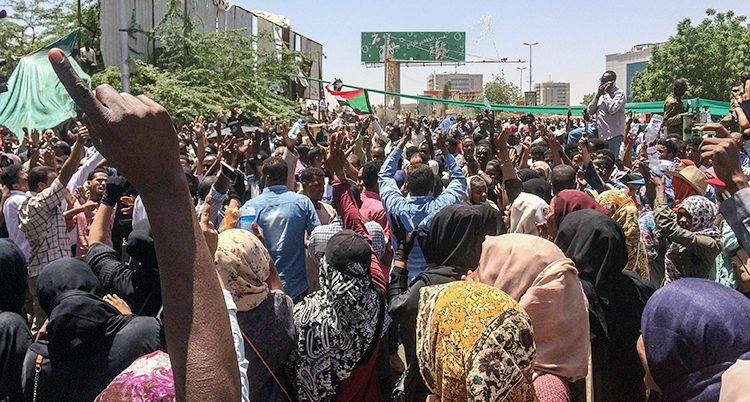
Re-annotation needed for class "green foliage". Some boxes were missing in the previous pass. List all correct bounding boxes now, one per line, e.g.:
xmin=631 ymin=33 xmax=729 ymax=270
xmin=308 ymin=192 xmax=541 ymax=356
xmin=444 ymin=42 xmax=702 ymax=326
xmin=440 ymin=81 xmax=451 ymax=99
xmin=483 ymin=73 xmax=519 ymax=105
xmin=91 ymin=1 xmax=302 ymax=125
xmin=631 ymin=9 xmax=750 ymax=102
xmin=0 ymin=0 xmax=98 ymax=76
xmin=581 ymin=92 xmax=594 ymax=105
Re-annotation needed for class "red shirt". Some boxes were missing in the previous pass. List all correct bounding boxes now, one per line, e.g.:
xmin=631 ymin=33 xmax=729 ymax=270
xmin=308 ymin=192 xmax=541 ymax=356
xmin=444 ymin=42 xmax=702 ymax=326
xmin=360 ymin=190 xmax=391 ymax=240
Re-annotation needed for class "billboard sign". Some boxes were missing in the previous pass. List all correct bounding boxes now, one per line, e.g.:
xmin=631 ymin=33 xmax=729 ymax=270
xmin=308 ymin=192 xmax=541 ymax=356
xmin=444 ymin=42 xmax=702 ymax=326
xmin=524 ymin=91 xmax=538 ymax=106
xmin=361 ymin=32 xmax=466 ymax=63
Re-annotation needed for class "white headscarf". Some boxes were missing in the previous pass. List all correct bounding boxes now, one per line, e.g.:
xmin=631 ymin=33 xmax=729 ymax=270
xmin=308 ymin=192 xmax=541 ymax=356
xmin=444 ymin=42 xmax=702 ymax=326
xmin=509 ymin=192 xmax=549 ymax=236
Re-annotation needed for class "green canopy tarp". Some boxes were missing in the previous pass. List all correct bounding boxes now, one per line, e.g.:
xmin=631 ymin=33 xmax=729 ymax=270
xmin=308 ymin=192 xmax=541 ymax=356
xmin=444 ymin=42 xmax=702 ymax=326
xmin=299 ymin=76 xmax=731 ymax=116
xmin=0 ymin=29 xmax=90 ymax=139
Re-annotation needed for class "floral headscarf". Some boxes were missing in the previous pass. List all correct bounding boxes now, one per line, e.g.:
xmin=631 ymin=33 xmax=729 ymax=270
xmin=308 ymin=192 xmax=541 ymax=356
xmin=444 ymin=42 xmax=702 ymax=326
xmin=214 ymin=229 xmax=272 ymax=311
xmin=95 ymin=351 xmax=175 ymax=401
xmin=664 ymin=195 xmax=721 ymax=282
xmin=416 ymin=281 xmax=537 ymax=402
xmin=597 ymin=190 xmax=650 ymax=280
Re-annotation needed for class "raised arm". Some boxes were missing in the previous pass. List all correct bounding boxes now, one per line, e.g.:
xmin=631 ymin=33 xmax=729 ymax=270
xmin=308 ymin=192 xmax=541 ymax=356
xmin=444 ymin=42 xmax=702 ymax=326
xmin=58 ymin=124 xmax=86 ymax=188
xmin=49 ymin=48 xmax=240 ymax=402
xmin=434 ymin=129 xmax=468 ymax=205
xmin=378 ymin=126 xmax=411 ymax=213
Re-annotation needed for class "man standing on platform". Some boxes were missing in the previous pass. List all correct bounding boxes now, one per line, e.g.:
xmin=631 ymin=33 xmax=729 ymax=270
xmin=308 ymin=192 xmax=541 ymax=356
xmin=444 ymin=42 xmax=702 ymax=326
xmin=588 ymin=71 xmax=626 ymax=157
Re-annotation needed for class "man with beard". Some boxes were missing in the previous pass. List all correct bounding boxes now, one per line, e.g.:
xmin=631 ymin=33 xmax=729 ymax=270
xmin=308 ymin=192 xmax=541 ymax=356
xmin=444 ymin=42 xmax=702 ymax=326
xmin=67 ymin=167 xmax=110 ymax=258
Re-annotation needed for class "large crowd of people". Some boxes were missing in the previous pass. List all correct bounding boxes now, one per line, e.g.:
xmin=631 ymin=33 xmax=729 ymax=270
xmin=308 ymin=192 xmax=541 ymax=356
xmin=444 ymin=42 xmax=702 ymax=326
xmin=1 ymin=48 xmax=750 ymax=402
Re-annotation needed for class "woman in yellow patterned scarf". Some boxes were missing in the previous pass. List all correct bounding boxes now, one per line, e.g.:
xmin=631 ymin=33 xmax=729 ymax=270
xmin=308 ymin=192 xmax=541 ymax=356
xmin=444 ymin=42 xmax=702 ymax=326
xmin=596 ymin=190 xmax=650 ymax=280
xmin=416 ymin=281 xmax=537 ymax=402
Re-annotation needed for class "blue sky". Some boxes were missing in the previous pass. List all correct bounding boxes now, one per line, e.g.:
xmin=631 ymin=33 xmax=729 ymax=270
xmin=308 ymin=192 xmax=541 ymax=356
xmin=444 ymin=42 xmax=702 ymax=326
xmin=236 ymin=0 xmax=749 ymax=104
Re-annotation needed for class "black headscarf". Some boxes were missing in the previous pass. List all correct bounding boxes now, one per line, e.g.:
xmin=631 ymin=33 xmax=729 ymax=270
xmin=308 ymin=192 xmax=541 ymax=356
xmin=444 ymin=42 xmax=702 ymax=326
xmin=37 ymin=258 xmax=134 ymax=357
xmin=517 ymin=168 xmax=540 ymax=182
xmin=522 ymin=178 xmax=552 ymax=204
xmin=554 ymin=210 xmax=654 ymax=401
xmin=26 ymin=258 xmax=162 ymax=401
xmin=422 ymin=204 xmax=505 ymax=275
xmin=0 ymin=239 xmax=27 ymax=315
xmin=0 ymin=240 xmax=31 ymax=402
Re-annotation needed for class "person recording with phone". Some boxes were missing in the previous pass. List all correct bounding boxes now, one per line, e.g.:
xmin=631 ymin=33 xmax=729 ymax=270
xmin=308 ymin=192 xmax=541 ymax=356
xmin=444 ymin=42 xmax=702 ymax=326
xmin=588 ymin=70 xmax=626 ymax=158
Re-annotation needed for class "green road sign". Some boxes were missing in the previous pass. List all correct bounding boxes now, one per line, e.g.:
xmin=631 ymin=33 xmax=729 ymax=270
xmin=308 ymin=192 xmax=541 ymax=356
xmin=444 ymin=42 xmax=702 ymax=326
xmin=361 ymin=32 xmax=466 ymax=63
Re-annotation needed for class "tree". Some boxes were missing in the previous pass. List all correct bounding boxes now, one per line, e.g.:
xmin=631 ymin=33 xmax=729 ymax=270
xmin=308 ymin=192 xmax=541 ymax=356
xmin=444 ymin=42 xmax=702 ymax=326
xmin=440 ymin=81 xmax=452 ymax=99
xmin=631 ymin=9 xmax=750 ymax=102
xmin=92 ymin=2 xmax=302 ymax=124
xmin=483 ymin=73 xmax=519 ymax=105
xmin=581 ymin=93 xmax=594 ymax=105
xmin=0 ymin=0 xmax=99 ymax=76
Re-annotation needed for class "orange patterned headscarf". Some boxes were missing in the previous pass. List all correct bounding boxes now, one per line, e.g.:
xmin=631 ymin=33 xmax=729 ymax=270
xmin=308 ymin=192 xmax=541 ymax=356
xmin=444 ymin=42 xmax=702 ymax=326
xmin=416 ymin=281 xmax=537 ymax=402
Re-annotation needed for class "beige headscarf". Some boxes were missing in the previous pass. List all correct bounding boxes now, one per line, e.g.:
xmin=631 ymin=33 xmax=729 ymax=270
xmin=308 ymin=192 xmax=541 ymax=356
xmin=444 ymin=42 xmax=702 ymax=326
xmin=214 ymin=229 xmax=272 ymax=311
xmin=720 ymin=359 xmax=750 ymax=402
xmin=476 ymin=233 xmax=590 ymax=380
xmin=509 ymin=192 xmax=549 ymax=236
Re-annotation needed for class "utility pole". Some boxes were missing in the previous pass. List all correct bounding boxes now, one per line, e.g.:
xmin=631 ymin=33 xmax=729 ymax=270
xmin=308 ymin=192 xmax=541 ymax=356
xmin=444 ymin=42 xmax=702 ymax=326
xmin=516 ymin=67 xmax=526 ymax=99
xmin=383 ymin=34 xmax=389 ymax=110
xmin=117 ymin=0 xmax=130 ymax=92
xmin=523 ymin=42 xmax=538 ymax=92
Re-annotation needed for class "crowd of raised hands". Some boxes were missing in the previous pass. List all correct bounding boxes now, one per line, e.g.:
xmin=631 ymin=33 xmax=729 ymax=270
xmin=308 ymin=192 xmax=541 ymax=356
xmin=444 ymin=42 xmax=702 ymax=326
xmin=2 ymin=46 xmax=750 ymax=402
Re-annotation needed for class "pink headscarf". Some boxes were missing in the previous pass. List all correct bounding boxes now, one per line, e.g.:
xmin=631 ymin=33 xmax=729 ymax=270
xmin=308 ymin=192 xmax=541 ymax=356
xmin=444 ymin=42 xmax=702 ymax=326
xmin=476 ymin=233 xmax=590 ymax=380
xmin=553 ymin=189 xmax=609 ymax=227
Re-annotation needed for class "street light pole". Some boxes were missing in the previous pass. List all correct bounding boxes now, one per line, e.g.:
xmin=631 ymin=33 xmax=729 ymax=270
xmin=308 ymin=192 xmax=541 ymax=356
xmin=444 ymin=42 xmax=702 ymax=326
xmin=516 ymin=67 xmax=526 ymax=98
xmin=522 ymin=42 xmax=538 ymax=92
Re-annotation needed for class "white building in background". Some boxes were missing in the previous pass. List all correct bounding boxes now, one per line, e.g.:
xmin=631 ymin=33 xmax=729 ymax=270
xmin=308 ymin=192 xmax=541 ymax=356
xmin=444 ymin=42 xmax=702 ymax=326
xmin=427 ymin=73 xmax=483 ymax=92
xmin=605 ymin=43 xmax=662 ymax=102
xmin=533 ymin=81 xmax=570 ymax=106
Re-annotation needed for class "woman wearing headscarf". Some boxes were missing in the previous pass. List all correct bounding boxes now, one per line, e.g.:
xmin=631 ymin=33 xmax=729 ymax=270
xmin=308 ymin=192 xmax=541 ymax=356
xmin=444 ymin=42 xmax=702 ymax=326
xmin=555 ymin=210 xmax=655 ymax=402
xmin=416 ymin=281 xmax=537 ymax=402
xmin=652 ymin=175 xmax=722 ymax=282
xmin=522 ymin=178 xmax=553 ymax=204
xmin=509 ymin=192 xmax=549 ymax=236
xmin=517 ymin=168 xmax=540 ymax=182
xmin=638 ymin=278 xmax=750 ymax=401
xmin=21 ymin=258 xmax=162 ymax=402
xmin=665 ymin=164 xmax=706 ymax=210
xmin=537 ymin=189 xmax=608 ymax=240
xmin=475 ymin=234 xmax=589 ymax=401
xmin=532 ymin=160 xmax=552 ymax=180
xmin=596 ymin=190 xmax=651 ymax=280
xmin=214 ymin=229 xmax=296 ymax=402
xmin=0 ymin=239 xmax=32 ymax=402
xmin=389 ymin=203 xmax=505 ymax=402
xmin=290 ymin=171 xmax=388 ymax=401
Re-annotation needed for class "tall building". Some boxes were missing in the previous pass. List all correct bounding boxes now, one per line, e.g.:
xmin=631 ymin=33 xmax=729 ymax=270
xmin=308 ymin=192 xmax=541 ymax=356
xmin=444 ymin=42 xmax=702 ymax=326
xmin=427 ymin=73 xmax=483 ymax=92
xmin=605 ymin=43 xmax=662 ymax=102
xmin=533 ymin=81 xmax=570 ymax=106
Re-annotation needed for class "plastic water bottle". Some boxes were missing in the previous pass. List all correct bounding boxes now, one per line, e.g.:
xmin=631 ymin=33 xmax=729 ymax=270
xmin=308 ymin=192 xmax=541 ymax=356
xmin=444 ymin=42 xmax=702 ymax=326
xmin=643 ymin=115 xmax=663 ymax=143
xmin=238 ymin=206 xmax=256 ymax=231
xmin=646 ymin=146 xmax=662 ymax=175
xmin=331 ymin=118 xmax=341 ymax=130
xmin=288 ymin=119 xmax=304 ymax=140
xmin=483 ymin=96 xmax=492 ymax=111
xmin=372 ymin=119 xmax=383 ymax=136
xmin=439 ymin=115 xmax=455 ymax=133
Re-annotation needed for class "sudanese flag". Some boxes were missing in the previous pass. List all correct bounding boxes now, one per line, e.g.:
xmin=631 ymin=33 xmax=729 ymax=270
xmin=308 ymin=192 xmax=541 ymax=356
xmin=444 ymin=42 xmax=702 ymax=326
xmin=325 ymin=84 xmax=371 ymax=114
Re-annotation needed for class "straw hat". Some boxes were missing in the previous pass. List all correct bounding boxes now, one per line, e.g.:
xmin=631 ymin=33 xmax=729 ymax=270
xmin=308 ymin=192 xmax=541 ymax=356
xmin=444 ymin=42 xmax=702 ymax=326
xmin=666 ymin=165 xmax=707 ymax=195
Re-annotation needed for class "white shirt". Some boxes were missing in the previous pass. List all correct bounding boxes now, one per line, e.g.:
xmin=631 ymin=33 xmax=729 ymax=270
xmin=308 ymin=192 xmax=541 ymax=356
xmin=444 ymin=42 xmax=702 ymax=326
xmin=587 ymin=85 xmax=626 ymax=141
xmin=3 ymin=190 xmax=30 ymax=260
